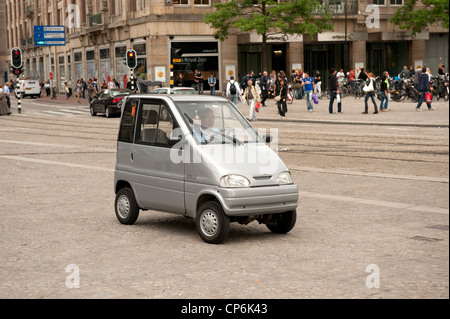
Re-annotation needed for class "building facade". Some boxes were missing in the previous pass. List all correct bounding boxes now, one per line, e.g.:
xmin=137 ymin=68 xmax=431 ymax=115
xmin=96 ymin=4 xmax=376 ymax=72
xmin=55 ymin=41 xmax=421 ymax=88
xmin=2 ymin=0 xmax=448 ymax=92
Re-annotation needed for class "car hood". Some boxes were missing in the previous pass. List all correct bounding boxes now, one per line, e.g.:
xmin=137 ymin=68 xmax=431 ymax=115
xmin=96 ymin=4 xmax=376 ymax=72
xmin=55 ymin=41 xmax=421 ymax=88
xmin=198 ymin=142 xmax=288 ymax=186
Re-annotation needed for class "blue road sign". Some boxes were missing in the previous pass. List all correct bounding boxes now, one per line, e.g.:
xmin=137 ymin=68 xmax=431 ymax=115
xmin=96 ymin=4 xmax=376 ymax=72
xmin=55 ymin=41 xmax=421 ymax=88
xmin=34 ymin=26 xmax=66 ymax=46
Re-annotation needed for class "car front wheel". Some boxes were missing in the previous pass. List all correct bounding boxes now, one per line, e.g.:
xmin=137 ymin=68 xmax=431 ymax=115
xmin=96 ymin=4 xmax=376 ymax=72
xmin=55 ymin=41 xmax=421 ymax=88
xmin=90 ymin=106 xmax=96 ymax=116
xmin=196 ymin=201 xmax=230 ymax=244
xmin=266 ymin=210 xmax=297 ymax=234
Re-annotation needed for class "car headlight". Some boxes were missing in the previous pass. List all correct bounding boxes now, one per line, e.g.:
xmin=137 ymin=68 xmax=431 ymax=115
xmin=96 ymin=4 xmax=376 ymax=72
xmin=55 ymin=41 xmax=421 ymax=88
xmin=277 ymin=171 xmax=293 ymax=185
xmin=220 ymin=174 xmax=250 ymax=188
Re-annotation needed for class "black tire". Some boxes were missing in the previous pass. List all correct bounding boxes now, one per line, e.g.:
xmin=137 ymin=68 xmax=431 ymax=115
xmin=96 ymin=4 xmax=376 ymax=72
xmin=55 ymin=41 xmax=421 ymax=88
xmin=266 ymin=210 xmax=297 ymax=234
xmin=115 ymin=187 xmax=140 ymax=225
xmin=90 ymin=106 xmax=96 ymax=116
xmin=105 ymin=107 xmax=111 ymax=118
xmin=196 ymin=201 xmax=230 ymax=244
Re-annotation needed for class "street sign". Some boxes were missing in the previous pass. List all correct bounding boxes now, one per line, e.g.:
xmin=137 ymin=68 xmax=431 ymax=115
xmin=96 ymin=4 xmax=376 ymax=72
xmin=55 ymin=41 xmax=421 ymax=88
xmin=34 ymin=26 xmax=66 ymax=46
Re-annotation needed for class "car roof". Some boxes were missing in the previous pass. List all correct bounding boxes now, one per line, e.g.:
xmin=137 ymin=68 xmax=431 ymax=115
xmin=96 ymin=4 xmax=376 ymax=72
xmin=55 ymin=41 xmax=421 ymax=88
xmin=126 ymin=94 xmax=228 ymax=102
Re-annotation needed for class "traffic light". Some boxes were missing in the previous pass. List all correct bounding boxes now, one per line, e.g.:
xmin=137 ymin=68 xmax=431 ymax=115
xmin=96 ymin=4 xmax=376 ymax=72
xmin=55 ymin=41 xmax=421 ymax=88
xmin=11 ymin=48 xmax=23 ymax=68
xmin=13 ymin=67 xmax=22 ymax=76
xmin=126 ymin=49 xmax=137 ymax=69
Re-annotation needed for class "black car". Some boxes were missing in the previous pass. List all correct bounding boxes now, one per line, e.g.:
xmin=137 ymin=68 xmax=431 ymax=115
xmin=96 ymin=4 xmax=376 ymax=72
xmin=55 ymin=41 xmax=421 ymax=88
xmin=90 ymin=88 xmax=133 ymax=118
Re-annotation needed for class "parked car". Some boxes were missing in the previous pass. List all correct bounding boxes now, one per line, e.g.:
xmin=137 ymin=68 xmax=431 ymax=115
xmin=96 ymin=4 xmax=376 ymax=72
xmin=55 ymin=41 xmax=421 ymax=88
xmin=90 ymin=88 xmax=133 ymax=118
xmin=114 ymin=95 xmax=298 ymax=244
xmin=148 ymin=87 xmax=197 ymax=95
xmin=15 ymin=80 xmax=41 ymax=98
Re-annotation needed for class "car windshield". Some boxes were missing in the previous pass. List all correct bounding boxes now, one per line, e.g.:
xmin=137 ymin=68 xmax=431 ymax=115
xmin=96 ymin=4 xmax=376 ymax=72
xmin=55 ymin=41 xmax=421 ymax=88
xmin=176 ymin=100 xmax=262 ymax=145
xmin=111 ymin=89 xmax=133 ymax=97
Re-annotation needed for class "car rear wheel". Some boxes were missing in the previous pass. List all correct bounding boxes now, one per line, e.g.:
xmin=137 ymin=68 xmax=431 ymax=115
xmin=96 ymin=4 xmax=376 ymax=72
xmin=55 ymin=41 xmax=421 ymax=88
xmin=196 ymin=201 xmax=230 ymax=244
xmin=266 ymin=210 xmax=297 ymax=234
xmin=115 ymin=187 xmax=140 ymax=225
xmin=90 ymin=106 xmax=96 ymax=116
xmin=105 ymin=107 xmax=111 ymax=118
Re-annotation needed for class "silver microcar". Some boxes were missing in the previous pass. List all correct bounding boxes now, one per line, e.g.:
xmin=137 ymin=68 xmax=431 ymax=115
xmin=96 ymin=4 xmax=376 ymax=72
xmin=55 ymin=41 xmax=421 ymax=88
xmin=114 ymin=95 xmax=298 ymax=243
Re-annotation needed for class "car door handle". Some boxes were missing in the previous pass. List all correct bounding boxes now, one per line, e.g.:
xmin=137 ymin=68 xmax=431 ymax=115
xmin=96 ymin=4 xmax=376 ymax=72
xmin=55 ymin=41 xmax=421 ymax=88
xmin=131 ymin=153 xmax=134 ymax=161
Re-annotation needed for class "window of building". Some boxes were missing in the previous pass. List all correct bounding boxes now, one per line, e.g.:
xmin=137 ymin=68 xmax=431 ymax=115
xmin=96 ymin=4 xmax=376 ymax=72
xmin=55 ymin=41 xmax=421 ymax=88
xmin=390 ymin=0 xmax=403 ymax=5
xmin=373 ymin=0 xmax=386 ymax=5
xmin=133 ymin=42 xmax=148 ymax=80
xmin=86 ymin=49 xmax=96 ymax=80
xmin=115 ymin=45 xmax=127 ymax=88
xmin=100 ymin=47 xmax=111 ymax=84
xmin=174 ymin=0 xmax=189 ymax=5
xmin=194 ymin=0 xmax=211 ymax=5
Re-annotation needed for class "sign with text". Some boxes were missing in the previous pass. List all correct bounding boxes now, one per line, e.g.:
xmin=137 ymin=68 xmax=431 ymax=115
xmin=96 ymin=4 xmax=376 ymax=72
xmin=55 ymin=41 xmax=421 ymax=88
xmin=34 ymin=26 xmax=66 ymax=46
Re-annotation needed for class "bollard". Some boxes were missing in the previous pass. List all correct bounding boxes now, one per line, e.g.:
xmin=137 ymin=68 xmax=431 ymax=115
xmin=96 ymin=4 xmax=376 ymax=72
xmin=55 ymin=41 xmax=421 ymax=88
xmin=16 ymin=82 xmax=21 ymax=114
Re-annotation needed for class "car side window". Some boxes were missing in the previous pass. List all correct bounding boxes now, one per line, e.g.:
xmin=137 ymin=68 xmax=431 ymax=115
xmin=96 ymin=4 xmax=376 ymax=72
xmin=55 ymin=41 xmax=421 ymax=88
xmin=118 ymin=98 xmax=138 ymax=143
xmin=136 ymin=101 xmax=178 ymax=147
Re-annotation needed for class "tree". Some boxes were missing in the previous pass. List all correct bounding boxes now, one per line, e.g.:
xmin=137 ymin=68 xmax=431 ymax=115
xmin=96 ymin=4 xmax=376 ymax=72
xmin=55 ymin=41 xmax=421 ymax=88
xmin=390 ymin=0 xmax=449 ymax=35
xmin=204 ymin=0 xmax=333 ymax=71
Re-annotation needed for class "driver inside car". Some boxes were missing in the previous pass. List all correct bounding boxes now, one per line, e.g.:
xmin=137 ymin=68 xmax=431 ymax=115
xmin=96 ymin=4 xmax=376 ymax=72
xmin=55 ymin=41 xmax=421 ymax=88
xmin=193 ymin=107 xmax=221 ymax=144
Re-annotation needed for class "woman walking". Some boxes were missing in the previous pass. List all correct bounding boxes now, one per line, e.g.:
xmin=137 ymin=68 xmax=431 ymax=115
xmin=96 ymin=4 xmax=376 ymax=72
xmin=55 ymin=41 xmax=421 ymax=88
xmin=275 ymin=76 xmax=288 ymax=119
xmin=379 ymin=72 xmax=389 ymax=112
xmin=416 ymin=66 xmax=436 ymax=111
xmin=243 ymin=79 xmax=260 ymax=122
xmin=363 ymin=73 xmax=378 ymax=114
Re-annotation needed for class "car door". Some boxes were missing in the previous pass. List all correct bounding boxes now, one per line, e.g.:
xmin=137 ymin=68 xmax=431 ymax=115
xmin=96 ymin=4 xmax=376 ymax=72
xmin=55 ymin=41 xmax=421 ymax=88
xmin=131 ymin=98 xmax=185 ymax=214
xmin=92 ymin=91 xmax=105 ymax=113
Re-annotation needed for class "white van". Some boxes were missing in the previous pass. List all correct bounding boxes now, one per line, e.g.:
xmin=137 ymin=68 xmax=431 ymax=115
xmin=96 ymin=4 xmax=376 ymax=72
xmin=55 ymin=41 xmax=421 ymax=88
xmin=15 ymin=80 xmax=41 ymax=98
xmin=114 ymin=95 xmax=299 ymax=243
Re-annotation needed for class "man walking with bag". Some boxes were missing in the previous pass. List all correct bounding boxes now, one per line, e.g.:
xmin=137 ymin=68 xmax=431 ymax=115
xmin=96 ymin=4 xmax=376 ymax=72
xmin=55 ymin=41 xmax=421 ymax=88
xmin=328 ymin=68 xmax=342 ymax=114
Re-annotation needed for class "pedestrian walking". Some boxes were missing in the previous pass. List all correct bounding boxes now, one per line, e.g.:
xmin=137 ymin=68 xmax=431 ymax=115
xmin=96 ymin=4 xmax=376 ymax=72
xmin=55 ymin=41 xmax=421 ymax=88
xmin=416 ymin=66 xmax=436 ymax=111
xmin=64 ymin=82 xmax=70 ymax=100
xmin=2 ymin=82 xmax=11 ymax=109
xmin=0 ymin=88 xmax=12 ymax=116
xmin=226 ymin=76 xmax=240 ymax=109
xmin=314 ymin=70 xmax=322 ymax=98
xmin=260 ymin=70 xmax=269 ymax=106
xmin=275 ymin=76 xmax=288 ymax=119
xmin=194 ymin=69 xmax=203 ymax=94
xmin=44 ymin=81 xmax=51 ymax=97
xmin=363 ymin=73 xmax=378 ymax=114
xmin=328 ymin=68 xmax=342 ymax=114
xmin=243 ymin=79 xmax=260 ymax=121
xmin=379 ymin=72 xmax=390 ymax=112
xmin=208 ymin=73 xmax=216 ymax=95
xmin=302 ymin=72 xmax=314 ymax=112
xmin=76 ymin=79 xmax=82 ymax=104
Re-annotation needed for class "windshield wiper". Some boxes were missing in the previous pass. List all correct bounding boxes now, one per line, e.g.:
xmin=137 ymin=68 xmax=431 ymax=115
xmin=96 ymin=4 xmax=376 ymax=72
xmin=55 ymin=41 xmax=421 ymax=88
xmin=184 ymin=113 xmax=242 ymax=145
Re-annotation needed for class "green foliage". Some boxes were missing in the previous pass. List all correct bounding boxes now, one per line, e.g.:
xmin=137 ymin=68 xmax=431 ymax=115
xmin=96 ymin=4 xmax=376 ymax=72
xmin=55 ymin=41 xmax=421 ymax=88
xmin=390 ymin=0 xmax=449 ymax=35
xmin=203 ymin=0 xmax=333 ymax=41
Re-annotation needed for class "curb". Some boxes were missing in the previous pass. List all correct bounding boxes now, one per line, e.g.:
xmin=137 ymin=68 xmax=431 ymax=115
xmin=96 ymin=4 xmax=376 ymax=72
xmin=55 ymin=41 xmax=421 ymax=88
xmin=255 ymin=117 xmax=449 ymax=128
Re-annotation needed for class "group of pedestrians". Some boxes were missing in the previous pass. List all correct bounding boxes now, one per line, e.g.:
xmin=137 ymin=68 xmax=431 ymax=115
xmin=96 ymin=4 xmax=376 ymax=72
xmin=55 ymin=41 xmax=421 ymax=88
xmin=224 ymin=63 xmax=443 ymax=120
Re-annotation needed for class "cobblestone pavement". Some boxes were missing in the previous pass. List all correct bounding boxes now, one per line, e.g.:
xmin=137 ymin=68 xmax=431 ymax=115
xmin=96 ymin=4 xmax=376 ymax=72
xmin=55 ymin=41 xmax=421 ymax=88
xmin=0 ymin=96 xmax=448 ymax=299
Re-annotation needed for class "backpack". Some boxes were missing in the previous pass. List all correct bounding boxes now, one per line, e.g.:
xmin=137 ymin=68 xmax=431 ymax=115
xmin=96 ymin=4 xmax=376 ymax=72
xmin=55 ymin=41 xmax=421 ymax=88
xmin=230 ymin=81 xmax=237 ymax=95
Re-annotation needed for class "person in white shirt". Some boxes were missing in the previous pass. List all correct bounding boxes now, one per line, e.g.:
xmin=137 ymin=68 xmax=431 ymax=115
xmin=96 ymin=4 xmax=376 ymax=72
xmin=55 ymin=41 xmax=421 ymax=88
xmin=108 ymin=79 xmax=116 ymax=89
xmin=226 ymin=76 xmax=241 ymax=109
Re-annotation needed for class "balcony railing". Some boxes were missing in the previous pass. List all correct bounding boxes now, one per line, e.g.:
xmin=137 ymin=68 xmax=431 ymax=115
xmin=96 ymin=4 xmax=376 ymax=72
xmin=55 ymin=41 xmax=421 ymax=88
xmin=315 ymin=0 xmax=359 ymax=15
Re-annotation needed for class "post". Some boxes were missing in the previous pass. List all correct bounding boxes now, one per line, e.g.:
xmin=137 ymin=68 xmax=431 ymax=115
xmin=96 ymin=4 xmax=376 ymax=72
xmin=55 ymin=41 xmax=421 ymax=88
xmin=16 ymin=80 xmax=21 ymax=114
xmin=170 ymin=63 xmax=174 ymax=91
xmin=130 ymin=68 xmax=135 ymax=92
